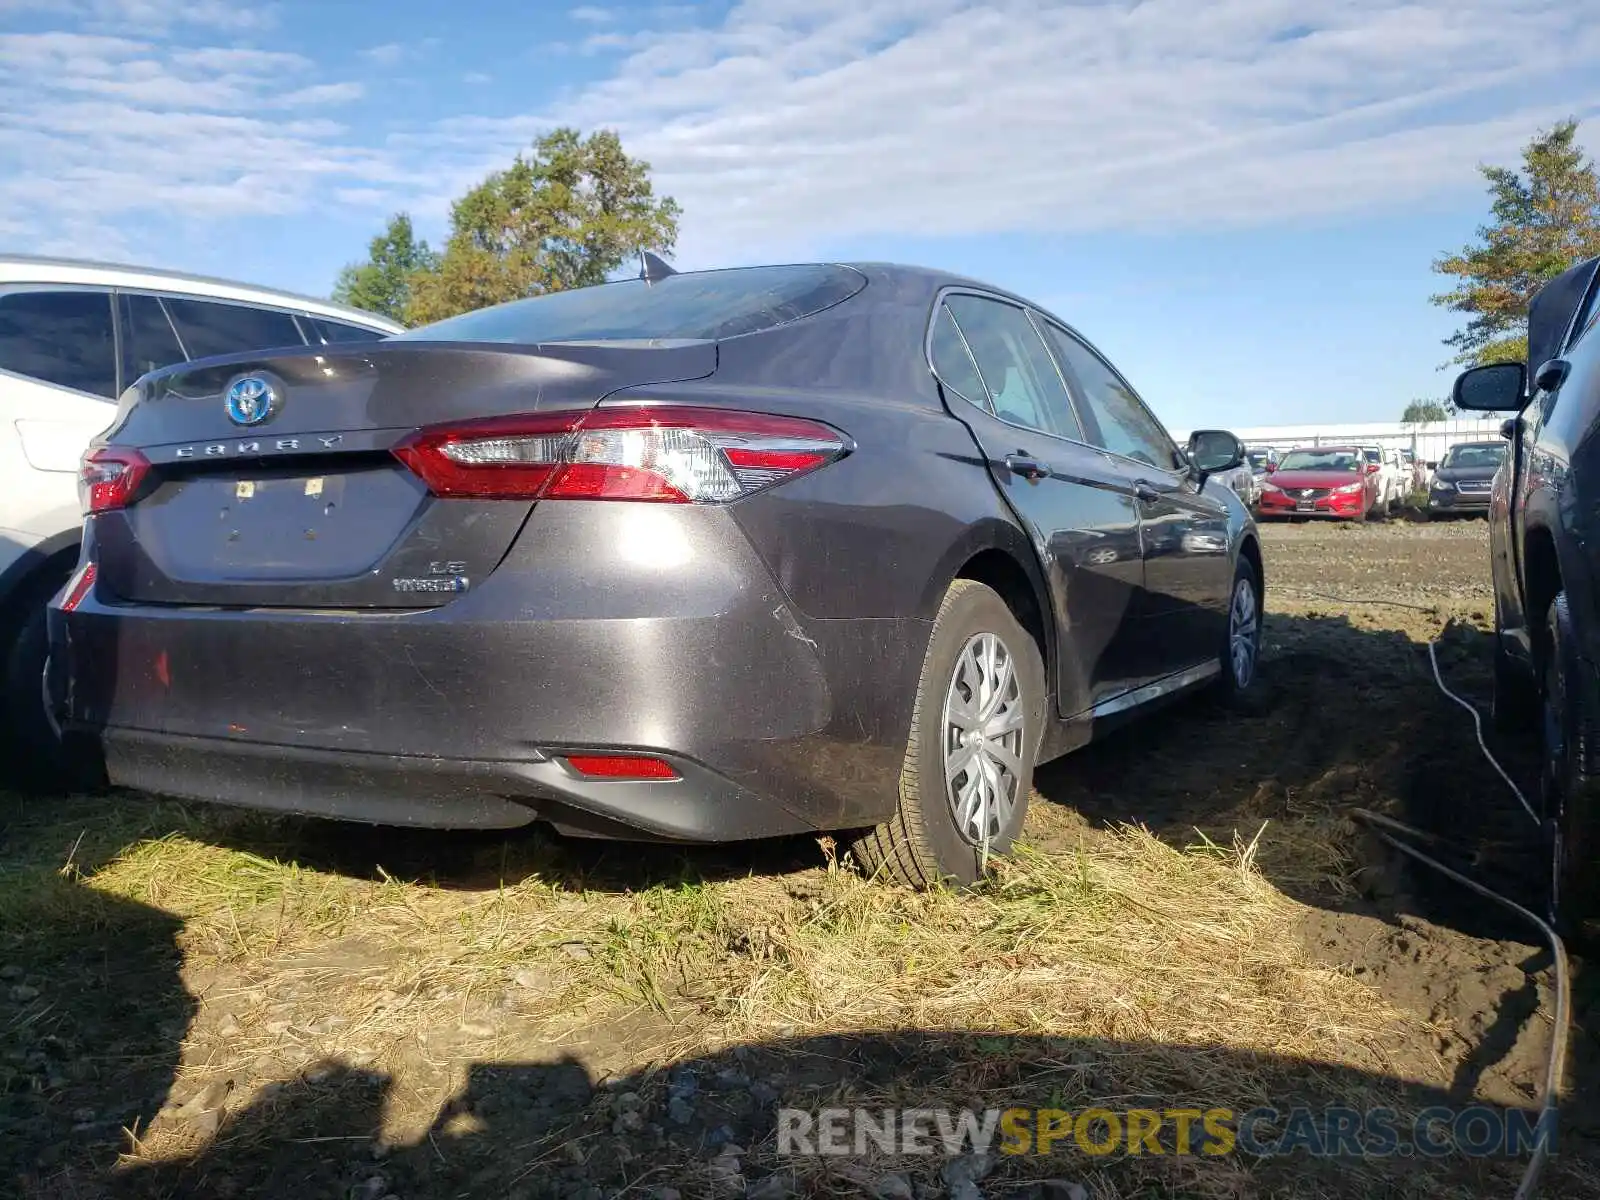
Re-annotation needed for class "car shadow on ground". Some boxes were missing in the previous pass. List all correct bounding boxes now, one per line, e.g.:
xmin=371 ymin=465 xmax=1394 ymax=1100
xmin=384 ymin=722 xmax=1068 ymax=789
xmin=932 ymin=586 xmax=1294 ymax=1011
xmin=75 ymin=1029 xmax=1594 ymax=1199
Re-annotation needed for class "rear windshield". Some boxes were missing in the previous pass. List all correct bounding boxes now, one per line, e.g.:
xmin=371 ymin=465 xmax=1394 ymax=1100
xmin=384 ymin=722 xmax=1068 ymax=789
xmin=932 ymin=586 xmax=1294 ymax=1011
xmin=1280 ymin=449 xmax=1363 ymax=472
xmin=1441 ymin=444 xmax=1506 ymax=469
xmin=397 ymin=264 xmax=866 ymax=345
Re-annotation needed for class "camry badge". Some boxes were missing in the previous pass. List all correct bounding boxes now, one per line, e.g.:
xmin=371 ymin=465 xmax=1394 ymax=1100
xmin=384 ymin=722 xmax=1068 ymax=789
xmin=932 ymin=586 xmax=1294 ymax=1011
xmin=225 ymin=376 xmax=277 ymax=427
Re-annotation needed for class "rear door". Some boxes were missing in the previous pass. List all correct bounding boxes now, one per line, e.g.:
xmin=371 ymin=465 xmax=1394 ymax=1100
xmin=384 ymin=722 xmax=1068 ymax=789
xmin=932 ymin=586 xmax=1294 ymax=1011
xmin=931 ymin=292 xmax=1150 ymax=717
xmin=1036 ymin=319 xmax=1232 ymax=676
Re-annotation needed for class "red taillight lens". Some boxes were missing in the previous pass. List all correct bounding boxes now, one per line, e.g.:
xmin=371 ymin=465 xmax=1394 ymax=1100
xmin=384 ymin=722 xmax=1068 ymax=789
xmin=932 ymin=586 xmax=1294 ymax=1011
xmin=393 ymin=406 xmax=846 ymax=503
xmin=564 ymin=753 xmax=680 ymax=780
xmin=58 ymin=563 xmax=97 ymax=613
xmin=78 ymin=446 xmax=151 ymax=514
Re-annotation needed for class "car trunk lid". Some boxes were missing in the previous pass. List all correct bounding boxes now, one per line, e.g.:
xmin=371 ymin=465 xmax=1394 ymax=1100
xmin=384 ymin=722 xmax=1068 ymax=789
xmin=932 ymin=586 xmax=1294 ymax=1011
xmin=92 ymin=340 xmax=716 ymax=609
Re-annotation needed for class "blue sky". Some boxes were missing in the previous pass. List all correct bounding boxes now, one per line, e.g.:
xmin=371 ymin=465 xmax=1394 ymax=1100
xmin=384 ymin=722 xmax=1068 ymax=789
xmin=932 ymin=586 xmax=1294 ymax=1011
xmin=2 ymin=0 xmax=1598 ymax=432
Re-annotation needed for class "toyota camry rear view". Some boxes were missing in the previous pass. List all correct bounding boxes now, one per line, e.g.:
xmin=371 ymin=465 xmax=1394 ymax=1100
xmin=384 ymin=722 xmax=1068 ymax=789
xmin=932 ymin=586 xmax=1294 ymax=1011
xmin=49 ymin=261 xmax=1264 ymax=886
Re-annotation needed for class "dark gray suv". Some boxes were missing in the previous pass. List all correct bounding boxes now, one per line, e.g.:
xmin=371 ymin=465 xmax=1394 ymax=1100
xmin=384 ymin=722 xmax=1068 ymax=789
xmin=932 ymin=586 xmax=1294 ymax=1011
xmin=49 ymin=262 xmax=1263 ymax=886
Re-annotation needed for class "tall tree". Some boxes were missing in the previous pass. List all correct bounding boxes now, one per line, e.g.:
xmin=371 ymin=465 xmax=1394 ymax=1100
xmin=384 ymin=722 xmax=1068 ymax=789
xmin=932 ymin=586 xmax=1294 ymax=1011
xmin=1401 ymin=399 xmax=1450 ymax=424
xmin=331 ymin=213 xmax=437 ymax=324
xmin=1432 ymin=120 xmax=1600 ymax=366
xmin=404 ymin=128 xmax=680 ymax=325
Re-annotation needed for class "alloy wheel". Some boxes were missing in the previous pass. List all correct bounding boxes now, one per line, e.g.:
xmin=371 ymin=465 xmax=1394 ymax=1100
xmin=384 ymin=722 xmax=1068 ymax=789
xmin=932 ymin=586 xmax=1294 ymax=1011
xmin=942 ymin=632 xmax=1026 ymax=846
xmin=1229 ymin=576 xmax=1259 ymax=688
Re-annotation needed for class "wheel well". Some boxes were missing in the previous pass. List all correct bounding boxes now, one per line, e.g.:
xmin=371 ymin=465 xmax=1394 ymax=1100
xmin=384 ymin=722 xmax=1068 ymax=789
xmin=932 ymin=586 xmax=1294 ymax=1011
xmin=1238 ymin=534 xmax=1263 ymax=593
xmin=0 ymin=543 xmax=79 ymax=626
xmin=955 ymin=548 xmax=1049 ymax=668
xmin=1524 ymin=526 xmax=1561 ymax=658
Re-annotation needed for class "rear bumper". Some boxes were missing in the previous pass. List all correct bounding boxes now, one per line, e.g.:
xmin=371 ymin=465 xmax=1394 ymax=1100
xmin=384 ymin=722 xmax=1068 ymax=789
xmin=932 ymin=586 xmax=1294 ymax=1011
xmin=49 ymin=503 xmax=927 ymax=840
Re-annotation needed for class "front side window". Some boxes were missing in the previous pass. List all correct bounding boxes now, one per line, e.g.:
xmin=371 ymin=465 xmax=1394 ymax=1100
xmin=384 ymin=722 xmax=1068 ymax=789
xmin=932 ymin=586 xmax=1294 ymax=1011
xmin=1038 ymin=323 xmax=1176 ymax=469
xmin=119 ymin=292 xmax=186 ymax=381
xmin=0 ymin=289 xmax=117 ymax=398
xmin=941 ymin=294 xmax=1082 ymax=440
xmin=162 ymin=297 xmax=305 ymax=361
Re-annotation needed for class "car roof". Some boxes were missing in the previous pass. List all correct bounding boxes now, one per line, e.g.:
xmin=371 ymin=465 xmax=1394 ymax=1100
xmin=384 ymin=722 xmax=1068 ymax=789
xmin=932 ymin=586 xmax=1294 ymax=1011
xmin=0 ymin=253 xmax=402 ymax=332
xmin=1287 ymin=445 xmax=1361 ymax=453
xmin=1449 ymin=441 xmax=1505 ymax=450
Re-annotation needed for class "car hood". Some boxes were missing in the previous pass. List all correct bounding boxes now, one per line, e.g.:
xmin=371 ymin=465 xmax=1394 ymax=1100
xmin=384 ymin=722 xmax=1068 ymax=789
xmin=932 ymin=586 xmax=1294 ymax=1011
xmin=1434 ymin=464 xmax=1502 ymax=483
xmin=1269 ymin=470 xmax=1367 ymax=489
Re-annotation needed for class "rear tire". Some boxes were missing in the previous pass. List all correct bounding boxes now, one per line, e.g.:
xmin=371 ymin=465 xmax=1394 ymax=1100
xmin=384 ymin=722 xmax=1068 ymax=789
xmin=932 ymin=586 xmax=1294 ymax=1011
xmin=849 ymin=579 xmax=1046 ymax=888
xmin=0 ymin=571 xmax=74 ymax=794
xmin=1540 ymin=594 xmax=1600 ymax=929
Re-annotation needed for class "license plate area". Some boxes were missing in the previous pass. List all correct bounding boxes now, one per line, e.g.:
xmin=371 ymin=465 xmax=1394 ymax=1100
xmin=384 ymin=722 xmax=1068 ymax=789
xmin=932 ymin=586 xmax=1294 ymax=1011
xmin=1296 ymin=500 xmax=1315 ymax=512
xmin=128 ymin=466 xmax=425 ymax=582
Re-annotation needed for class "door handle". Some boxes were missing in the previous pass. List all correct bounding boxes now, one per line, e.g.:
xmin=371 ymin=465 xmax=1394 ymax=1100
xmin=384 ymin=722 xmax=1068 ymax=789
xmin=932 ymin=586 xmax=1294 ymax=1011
xmin=1134 ymin=481 xmax=1161 ymax=504
xmin=1005 ymin=453 xmax=1050 ymax=481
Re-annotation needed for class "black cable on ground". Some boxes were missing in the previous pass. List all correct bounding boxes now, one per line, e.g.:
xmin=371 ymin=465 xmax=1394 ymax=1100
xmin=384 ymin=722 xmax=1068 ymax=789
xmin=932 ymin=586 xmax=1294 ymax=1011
xmin=1266 ymin=586 xmax=1570 ymax=1196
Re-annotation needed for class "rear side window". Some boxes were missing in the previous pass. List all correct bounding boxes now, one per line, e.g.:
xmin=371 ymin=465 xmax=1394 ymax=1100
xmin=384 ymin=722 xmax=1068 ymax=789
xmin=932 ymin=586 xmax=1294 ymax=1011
xmin=119 ymin=292 xmax=186 ymax=381
xmin=163 ymin=297 xmax=305 ymax=361
xmin=0 ymin=289 xmax=117 ymax=398
xmin=942 ymin=294 xmax=1082 ymax=440
xmin=307 ymin=317 xmax=387 ymax=344
xmin=928 ymin=304 xmax=988 ymax=406
xmin=398 ymin=264 xmax=866 ymax=344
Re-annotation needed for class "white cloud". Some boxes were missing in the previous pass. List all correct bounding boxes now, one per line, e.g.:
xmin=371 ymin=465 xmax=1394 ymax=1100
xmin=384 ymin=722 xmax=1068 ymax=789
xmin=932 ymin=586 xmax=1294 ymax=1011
xmin=0 ymin=25 xmax=391 ymax=256
xmin=5 ymin=0 xmax=1600 ymax=269
xmin=463 ymin=70 xmax=492 ymax=85
xmin=409 ymin=0 xmax=1600 ymax=262
xmin=0 ymin=0 xmax=278 ymax=32
xmin=361 ymin=41 xmax=408 ymax=65
xmin=569 ymin=5 xmax=613 ymax=22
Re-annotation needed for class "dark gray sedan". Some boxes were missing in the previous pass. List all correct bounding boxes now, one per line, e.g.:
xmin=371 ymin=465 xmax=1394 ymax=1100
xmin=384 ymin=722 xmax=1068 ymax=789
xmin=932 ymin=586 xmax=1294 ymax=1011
xmin=49 ymin=262 xmax=1263 ymax=886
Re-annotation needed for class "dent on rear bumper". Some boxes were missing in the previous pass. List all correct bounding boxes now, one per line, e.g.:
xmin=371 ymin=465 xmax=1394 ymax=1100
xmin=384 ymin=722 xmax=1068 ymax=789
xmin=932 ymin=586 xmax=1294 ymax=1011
xmin=53 ymin=502 xmax=927 ymax=839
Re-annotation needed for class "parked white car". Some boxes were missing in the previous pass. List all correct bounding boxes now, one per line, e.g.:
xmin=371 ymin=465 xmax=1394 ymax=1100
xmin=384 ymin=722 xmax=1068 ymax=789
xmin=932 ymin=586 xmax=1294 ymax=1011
xmin=0 ymin=255 xmax=401 ymax=787
xmin=1355 ymin=444 xmax=1406 ymax=515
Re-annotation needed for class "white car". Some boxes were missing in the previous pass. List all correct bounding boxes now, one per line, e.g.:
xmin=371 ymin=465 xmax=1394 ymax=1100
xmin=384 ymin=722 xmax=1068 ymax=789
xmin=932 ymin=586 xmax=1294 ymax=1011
xmin=0 ymin=256 xmax=401 ymax=787
xmin=1355 ymin=444 xmax=1406 ymax=515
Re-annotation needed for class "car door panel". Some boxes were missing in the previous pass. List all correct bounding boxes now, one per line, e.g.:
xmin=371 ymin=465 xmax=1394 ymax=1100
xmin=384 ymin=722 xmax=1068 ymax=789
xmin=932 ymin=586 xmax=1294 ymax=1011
xmin=930 ymin=294 xmax=1152 ymax=717
xmin=1034 ymin=319 xmax=1232 ymax=677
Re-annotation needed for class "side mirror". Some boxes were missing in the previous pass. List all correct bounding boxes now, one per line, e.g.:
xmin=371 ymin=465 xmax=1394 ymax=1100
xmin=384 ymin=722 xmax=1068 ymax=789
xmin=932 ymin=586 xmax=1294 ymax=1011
xmin=1500 ymin=417 xmax=1519 ymax=441
xmin=1452 ymin=361 xmax=1527 ymax=412
xmin=1365 ymin=463 xmax=1381 ymax=475
xmin=1185 ymin=429 xmax=1245 ymax=485
xmin=1265 ymin=462 xmax=1277 ymax=473
xmin=1425 ymin=461 xmax=1437 ymax=470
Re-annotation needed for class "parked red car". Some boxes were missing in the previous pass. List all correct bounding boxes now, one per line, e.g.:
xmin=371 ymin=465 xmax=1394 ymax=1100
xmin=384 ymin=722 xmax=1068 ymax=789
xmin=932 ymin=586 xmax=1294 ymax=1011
xmin=1256 ymin=446 xmax=1380 ymax=521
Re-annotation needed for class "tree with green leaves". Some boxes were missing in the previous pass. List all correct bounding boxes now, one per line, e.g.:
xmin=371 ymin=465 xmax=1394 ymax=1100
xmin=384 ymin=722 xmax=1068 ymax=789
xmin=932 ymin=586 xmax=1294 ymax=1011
xmin=331 ymin=213 xmax=437 ymax=324
xmin=1401 ymin=399 xmax=1450 ymax=424
xmin=1432 ymin=120 xmax=1600 ymax=366
xmin=403 ymin=128 xmax=680 ymax=325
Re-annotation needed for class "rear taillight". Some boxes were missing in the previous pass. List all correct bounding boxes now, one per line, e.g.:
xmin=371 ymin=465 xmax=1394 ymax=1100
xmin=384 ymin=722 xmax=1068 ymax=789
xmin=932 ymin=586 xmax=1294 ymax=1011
xmin=78 ymin=446 xmax=151 ymax=514
xmin=393 ymin=406 xmax=847 ymax=503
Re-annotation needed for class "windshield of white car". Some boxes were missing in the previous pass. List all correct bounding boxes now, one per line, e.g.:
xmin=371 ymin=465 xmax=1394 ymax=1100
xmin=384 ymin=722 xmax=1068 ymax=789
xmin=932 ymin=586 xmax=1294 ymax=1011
xmin=1440 ymin=444 xmax=1506 ymax=470
xmin=1279 ymin=450 xmax=1362 ymax=472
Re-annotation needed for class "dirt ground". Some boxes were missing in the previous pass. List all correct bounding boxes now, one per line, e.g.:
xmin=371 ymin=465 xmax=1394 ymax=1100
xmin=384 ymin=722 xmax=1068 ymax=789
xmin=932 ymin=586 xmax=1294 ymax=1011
xmin=3 ymin=517 xmax=1598 ymax=1199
